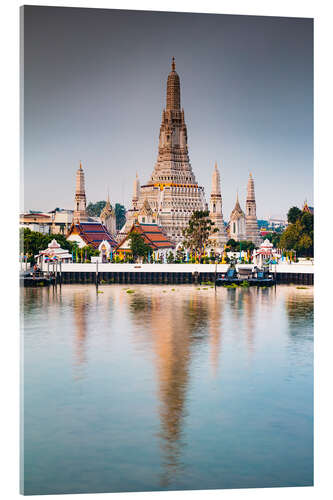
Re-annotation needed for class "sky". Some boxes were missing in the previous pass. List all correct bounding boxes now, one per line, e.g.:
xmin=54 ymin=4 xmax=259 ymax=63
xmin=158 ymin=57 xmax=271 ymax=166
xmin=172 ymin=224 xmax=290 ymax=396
xmin=23 ymin=6 xmax=313 ymax=220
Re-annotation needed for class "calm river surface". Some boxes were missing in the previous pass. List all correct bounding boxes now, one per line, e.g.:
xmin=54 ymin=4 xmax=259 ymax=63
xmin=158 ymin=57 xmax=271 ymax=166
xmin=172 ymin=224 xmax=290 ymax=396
xmin=22 ymin=284 xmax=313 ymax=495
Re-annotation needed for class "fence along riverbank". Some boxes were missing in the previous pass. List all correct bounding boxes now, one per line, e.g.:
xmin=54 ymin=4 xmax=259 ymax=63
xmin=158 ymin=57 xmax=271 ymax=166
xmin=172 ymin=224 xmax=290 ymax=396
xmin=49 ymin=263 xmax=314 ymax=286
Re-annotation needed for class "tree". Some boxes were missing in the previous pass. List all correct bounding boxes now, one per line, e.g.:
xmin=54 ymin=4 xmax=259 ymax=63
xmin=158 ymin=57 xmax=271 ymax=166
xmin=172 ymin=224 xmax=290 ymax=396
xmin=20 ymin=228 xmax=75 ymax=263
xmin=115 ymin=203 xmax=126 ymax=230
xmin=265 ymin=232 xmax=281 ymax=248
xmin=128 ymin=231 xmax=151 ymax=261
xmin=226 ymin=239 xmax=254 ymax=252
xmin=226 ymin=239 xmax=237 ymax=250
xmin=182 ymin=210 xmax=218 ymax=254
xmin=167 ymin=251 xmax=174 ymax=263
xmin=86 ymin=200 xmax=106 ymax=217
xmin=287 ymin=206 xmax=302 ymax=224
xmin=280 ymin=210 xmax=313 ymax=257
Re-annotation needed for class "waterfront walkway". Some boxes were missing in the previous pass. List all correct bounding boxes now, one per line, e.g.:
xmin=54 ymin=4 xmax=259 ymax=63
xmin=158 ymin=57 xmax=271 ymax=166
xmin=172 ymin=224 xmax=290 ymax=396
xmin=48 ymin=263 xmax=313 ymax=286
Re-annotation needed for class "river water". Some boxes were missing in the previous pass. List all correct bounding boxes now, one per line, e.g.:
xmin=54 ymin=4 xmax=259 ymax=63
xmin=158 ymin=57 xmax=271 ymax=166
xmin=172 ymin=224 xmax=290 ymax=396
xmin=22 ymin=284 xmax=313 ymax=495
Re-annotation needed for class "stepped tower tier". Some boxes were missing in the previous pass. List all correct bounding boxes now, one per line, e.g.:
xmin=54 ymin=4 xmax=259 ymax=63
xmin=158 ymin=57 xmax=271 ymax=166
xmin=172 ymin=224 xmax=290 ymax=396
xmin=74 ymin=162 xmax=88 ymax=223
xmin=138 ymin=57 xmax=206 ymax=243
xmin=209 ymin=162 xmax=227 ymax=249
xmin=229 ymin=192 xmax=246 ymax=241
xmin=245 ymin=173 xmax=261 ymax=246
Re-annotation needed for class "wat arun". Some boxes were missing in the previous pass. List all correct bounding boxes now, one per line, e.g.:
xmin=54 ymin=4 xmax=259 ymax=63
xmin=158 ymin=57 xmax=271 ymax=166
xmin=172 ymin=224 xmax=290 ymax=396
xmin=119 ymin=58 xmax=260 ymax=248
xmin=119 ymin=58 xmax=207 ymax=244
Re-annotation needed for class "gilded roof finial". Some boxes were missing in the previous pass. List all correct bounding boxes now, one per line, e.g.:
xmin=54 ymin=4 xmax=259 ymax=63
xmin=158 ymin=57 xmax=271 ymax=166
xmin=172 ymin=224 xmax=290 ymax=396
xmin=172 ymin=57 xmax=176 ymax=71
xmin=79 ymin=161 xmax=82 ymax=170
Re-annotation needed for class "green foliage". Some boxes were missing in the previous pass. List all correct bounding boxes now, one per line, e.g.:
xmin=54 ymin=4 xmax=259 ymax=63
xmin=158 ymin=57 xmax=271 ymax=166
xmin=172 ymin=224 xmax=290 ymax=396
xmin=287 ymin=206 xmax=302 ymax=224
xmin=115 ymin=203 xmax=126 ymax=230
xmin=175 ymin=248 xmax=185 ymax=263
xmin=79 ymin=246 xmax=100 ymax=262
xmin=128 ymin=231 xmax=151 ymax=261
xmin=167 ymin=251 xmax=174 ymax=263
xmin=226 ymin=239 xmax=255 ymax=252
xmin=86 ymin=200 xmax=106 ymax=217
xmin=182 ymin=210 xmax=218 ymax=254
xmin=21 ymin=228 xmax=74 ymax=263
xmin=226 ymin=239 xmax=237 ymax=250
xmin=280 ymin=208 xmax=313 ymax=257
xmin=265 ymin=232 xmax=281 ymax=248
xmin=86 ymin=201 xmax=126 ymax=230
xmin=20 ymin=228 xmax=102 ymax=263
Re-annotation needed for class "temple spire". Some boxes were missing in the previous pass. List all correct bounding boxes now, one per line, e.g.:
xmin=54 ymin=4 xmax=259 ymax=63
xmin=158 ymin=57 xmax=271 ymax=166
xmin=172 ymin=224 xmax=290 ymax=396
xmin=245 ymin=173 xmax=261 ymax=246
xmin=209 ymin=162 xmax=227 ymax=246
xmin=166 ymin=57 xmax=180 ymax=110
xmin=74 ymin=162 xmax=87 ymax=223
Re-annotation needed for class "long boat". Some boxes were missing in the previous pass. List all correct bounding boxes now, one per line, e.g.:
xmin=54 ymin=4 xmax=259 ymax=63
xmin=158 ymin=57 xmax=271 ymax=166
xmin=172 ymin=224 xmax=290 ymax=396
xmin=215 ymin=265 xmax=275 ymax=287
xmin=20 ymin=271 xmax=56 ymax=287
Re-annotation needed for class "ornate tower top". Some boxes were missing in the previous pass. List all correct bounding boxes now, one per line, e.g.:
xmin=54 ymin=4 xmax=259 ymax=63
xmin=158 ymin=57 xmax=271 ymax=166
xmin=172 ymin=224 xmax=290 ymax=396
xmin=247 ymin=173 xmax=256 ymax=202
xmin=132 ymin=172 xmax=140 ymax=209
xmin=231 ymin=191 xmax=245 ymax=220
xmin=211 ymin=162 xmax=221 ymax=196
xmin=74 ymin=162 xmax=88 ymax=222
xmin=166 ymin=57 xmax=180 ymax=111
xmin=100 ymin=191 xmax=113 ymax=220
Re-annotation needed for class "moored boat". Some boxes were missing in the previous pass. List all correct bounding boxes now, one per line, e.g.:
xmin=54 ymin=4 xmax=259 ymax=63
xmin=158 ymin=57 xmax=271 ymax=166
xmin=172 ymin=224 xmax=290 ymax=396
xmin=215 ymin=265 xmax=275 ymax=287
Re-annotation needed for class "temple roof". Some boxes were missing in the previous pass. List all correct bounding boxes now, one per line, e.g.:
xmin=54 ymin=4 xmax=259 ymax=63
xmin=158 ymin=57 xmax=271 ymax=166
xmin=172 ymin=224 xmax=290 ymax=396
xmin=100 ymin=195 xmax=114 ymax=219
xmin=139 ymin=198 xmax=154 ymax=217
xmin=116 ymin=221 xmax=175 ymax=251
xmin=302 ymin=202 xmax=314 ymax=215
xmin=67 ymin=222 xmax=117 ymax=249
xmin=230 ymin=193 xmax=245 ymax=220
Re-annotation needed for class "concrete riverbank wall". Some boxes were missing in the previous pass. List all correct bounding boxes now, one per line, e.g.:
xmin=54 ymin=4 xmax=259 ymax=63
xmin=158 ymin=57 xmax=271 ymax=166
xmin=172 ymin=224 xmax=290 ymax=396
xmin=54 ymin=263 xmax=314 ymax=286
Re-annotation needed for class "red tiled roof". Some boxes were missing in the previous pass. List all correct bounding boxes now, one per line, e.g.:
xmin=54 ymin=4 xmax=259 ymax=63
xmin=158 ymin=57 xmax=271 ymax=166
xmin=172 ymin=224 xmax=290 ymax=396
xmin=116 ymin=222 xmax=174 ymax=251
xmin=67 ymin=222 xmax=117 ymax=249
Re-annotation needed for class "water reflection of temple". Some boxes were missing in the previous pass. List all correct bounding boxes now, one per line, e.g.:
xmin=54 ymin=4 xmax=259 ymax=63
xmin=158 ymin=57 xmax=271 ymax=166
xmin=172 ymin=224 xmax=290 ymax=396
xmin=242 ymin=289 xmax=256 ymax=354
xmin=73 ymin=291 xmax=89 ymax=372
xmin=208 ymin=295 xmax=224 ymax=377
xmin=128 ymin=288 xmax=222 ymax=486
